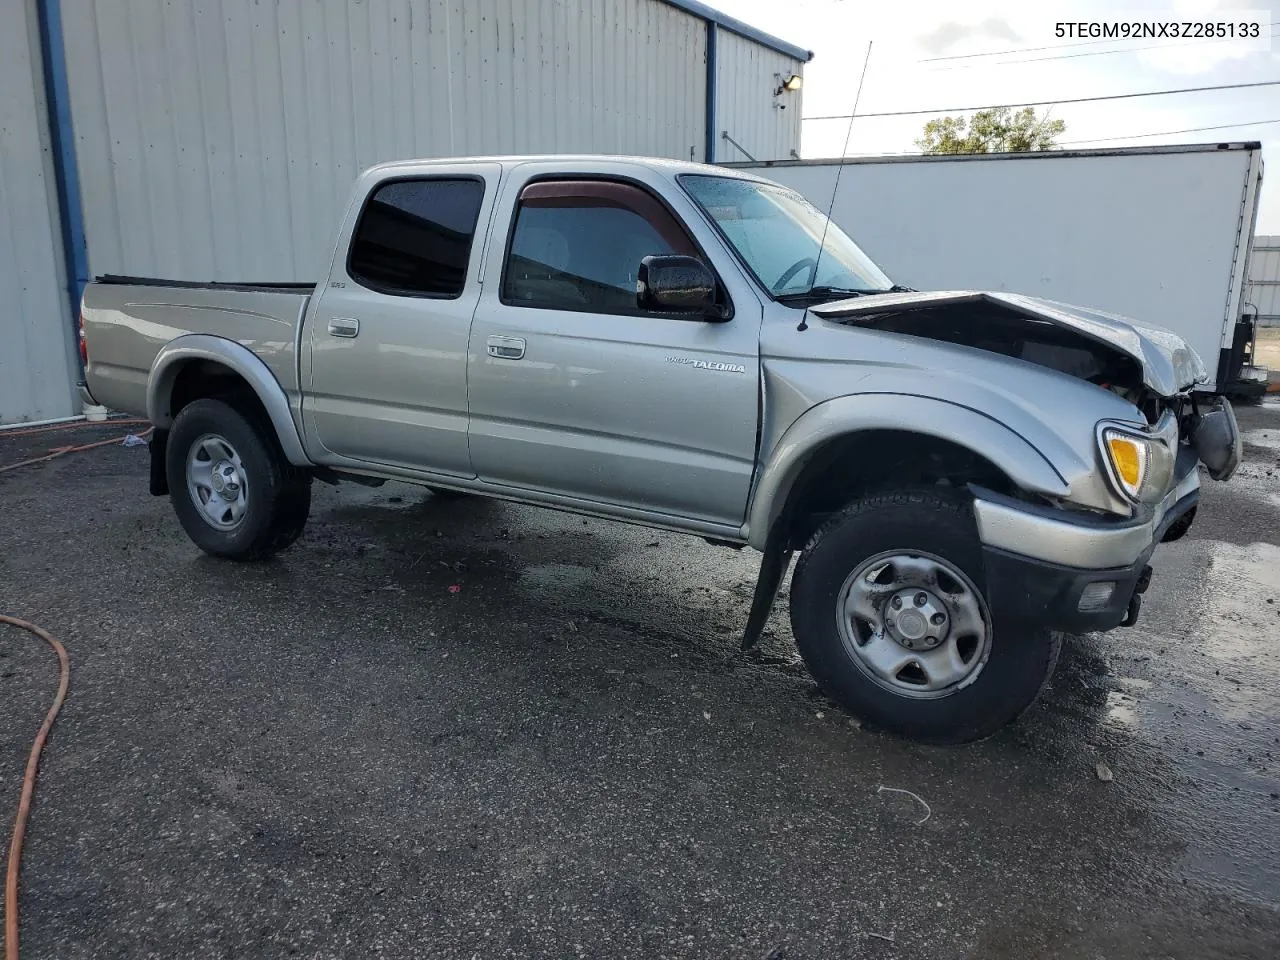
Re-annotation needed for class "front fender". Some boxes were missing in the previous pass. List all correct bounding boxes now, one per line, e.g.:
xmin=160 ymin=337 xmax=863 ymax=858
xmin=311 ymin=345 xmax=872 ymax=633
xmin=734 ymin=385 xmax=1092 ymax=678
xmin=148 ymin=334 xmax=309 ymax=465
xmin=745 ymin=393 xmax=1071 ymax=549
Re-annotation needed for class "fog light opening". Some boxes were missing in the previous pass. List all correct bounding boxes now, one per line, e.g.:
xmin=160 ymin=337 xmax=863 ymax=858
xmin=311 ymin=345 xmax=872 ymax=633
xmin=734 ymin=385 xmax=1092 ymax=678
xmin=1078 ymin=581 xmax=1117 ymax=613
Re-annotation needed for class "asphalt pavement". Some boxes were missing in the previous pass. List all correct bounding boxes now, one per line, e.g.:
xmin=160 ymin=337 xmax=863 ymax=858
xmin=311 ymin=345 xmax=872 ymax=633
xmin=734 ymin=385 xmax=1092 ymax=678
xmin=2 ymin=402 xmax=1279 ymax=959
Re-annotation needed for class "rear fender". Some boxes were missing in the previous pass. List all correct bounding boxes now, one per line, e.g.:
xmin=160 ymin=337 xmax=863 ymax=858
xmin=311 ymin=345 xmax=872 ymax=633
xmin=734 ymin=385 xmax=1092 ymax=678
xmin=147 ymin=334 xmax=309 ymax=465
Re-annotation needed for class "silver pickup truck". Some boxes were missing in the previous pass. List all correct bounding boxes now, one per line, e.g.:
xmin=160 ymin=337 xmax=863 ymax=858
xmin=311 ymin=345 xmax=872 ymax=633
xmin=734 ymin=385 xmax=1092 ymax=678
xmin=81 ymin=155 xmax=1240 ymax=743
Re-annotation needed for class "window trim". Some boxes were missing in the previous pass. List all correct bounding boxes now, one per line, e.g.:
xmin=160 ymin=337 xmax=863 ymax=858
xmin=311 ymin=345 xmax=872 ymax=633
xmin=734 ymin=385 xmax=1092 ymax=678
xmin=497 ymin=174 xmax=734 ymax=321
xmin=345 ymin=174 xmax=487 ymax=300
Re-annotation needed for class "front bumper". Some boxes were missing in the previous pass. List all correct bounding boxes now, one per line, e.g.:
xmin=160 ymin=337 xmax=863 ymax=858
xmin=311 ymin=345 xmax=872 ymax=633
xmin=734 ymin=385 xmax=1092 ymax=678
xmin=970 ymin=457 xmax=1200 ymax=633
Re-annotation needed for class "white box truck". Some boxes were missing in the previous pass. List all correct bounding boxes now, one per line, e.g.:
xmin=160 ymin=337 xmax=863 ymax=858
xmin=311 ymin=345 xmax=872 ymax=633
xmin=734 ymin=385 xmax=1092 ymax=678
xmin=730 ymin=142 xmax=1266 ymax=396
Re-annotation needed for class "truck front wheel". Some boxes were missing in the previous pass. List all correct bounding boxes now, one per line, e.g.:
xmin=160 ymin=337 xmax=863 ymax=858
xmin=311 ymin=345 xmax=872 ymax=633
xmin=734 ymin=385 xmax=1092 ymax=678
xmin=166 ymin=398 xmax=312 ymax=561
xmin=789 ymin=489 xmax=1061 ymax=744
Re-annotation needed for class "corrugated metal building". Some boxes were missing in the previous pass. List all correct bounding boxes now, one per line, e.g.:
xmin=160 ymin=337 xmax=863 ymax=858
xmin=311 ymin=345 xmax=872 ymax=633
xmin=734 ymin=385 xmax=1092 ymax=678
xmin=1248 ymin=236 xmax=1280 ymax=327
xmin=1 ymin=0 xmax=808 ymax=425
xmin=0 ymin=0 xmax=82 ymax=426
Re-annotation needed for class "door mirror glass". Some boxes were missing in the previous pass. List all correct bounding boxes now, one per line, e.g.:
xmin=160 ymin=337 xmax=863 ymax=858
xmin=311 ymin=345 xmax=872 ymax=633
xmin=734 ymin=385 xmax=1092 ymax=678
xmin=637 ymin=255 xmax=724 ymax=319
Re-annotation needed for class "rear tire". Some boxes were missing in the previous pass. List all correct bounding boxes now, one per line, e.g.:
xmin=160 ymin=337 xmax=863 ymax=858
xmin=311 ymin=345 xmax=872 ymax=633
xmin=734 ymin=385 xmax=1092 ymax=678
xmin=166 ymin=398 xmax=311 ymax=561
xmin=789 ymin=488 xmax=1061 ymax=744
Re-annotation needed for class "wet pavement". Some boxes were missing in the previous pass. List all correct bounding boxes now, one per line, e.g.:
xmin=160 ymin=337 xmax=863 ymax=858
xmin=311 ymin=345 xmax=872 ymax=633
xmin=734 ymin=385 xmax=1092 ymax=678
xmin=1 ymin=403 xmax=1278 ymax=958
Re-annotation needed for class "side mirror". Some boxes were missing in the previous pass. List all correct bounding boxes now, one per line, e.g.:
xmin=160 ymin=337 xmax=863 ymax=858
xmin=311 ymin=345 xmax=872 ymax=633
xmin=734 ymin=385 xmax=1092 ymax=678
xmin=637 ymin=255 xmax=726 ymax=319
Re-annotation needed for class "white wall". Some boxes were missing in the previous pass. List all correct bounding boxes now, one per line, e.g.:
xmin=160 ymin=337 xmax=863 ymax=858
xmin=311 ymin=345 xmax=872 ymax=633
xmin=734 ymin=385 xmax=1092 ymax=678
xmin=60 ymin=0 xmax=713 ymax=283
xmin=0 ymin=0 xmax=79 ymax=424
xmin=715 ymin=29 xmax=802 ymax=164
xmin=739 ymin=145 xmax=1261 ymax=390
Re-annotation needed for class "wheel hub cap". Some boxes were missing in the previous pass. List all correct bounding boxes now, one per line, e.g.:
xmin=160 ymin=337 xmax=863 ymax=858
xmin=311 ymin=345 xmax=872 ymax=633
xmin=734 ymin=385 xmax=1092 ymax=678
xmin=210 ymin=460 xmax=242 ymax=499
xmin=884 ymin=587 xmax=948 ymax=650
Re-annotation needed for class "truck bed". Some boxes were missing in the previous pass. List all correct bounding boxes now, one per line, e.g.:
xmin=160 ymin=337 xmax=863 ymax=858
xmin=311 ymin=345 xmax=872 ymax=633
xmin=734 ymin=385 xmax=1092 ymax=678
xmin=81 ymin=276 xmax=314 ymax=420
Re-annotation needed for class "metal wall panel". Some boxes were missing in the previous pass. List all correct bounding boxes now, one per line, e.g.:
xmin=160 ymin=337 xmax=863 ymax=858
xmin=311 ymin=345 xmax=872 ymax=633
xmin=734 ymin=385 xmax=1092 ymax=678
xmin=60 ymin=0 xmax=711 ymax=283
xmin=0 ymin=0 xmax=78 ymax=424
xmin=714 ymin=29 xmax=801 ymax=163
xmin=1247 ymin=237 xmax=1280 ymax=326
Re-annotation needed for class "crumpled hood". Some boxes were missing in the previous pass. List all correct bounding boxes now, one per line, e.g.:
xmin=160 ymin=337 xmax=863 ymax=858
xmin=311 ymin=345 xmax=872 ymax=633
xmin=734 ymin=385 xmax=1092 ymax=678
xmin=810 ymin=290 xmax=1207 ymax=397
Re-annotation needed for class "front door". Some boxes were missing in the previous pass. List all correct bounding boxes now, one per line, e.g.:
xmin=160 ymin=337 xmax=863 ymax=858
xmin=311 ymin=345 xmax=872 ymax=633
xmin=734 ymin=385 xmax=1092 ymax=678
xmin=305 ymin=165 xmax=499 ymax=476
xmin=466 ymin=170 xmax=762 ymax=526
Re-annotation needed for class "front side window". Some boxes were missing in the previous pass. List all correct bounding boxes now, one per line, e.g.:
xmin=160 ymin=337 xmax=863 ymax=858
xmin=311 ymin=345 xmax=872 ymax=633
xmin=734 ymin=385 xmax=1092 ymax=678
xmin=348 ymin=178 xmax=485 ymax=297
xmin=680 ymin=174 xmax=893 ymax=301
xmin=502 ymin=180 xmax=701 ymax=315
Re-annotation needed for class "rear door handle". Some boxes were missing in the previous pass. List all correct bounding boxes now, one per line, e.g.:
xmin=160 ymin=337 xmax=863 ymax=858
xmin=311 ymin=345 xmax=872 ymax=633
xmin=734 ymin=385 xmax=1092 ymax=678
xmin=486 ymin=335 xmax=526 ymax=360
xmin=328 ymin=317 xmax=360 ymax=338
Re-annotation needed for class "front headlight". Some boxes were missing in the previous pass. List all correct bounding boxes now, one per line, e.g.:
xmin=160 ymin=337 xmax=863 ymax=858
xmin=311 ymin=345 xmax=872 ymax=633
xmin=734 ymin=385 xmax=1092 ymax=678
xmin=1100 ymin=422 xmax=1175 ymax=504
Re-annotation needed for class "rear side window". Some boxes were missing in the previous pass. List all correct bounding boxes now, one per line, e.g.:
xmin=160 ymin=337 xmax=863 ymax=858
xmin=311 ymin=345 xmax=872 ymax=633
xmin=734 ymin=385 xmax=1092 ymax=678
xmin=348 ymin=178 xmax=485 ymax=297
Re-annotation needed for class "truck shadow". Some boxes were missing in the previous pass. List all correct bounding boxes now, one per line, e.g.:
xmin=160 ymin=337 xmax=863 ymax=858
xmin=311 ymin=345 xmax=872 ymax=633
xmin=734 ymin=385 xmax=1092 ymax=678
xmin=302 ymin=481 xmax=1118 ymax=744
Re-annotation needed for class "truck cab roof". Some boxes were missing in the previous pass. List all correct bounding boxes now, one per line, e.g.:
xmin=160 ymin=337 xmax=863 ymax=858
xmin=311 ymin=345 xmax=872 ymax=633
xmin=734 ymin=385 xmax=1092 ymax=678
xmin=361 ymin=154 xmax=768 ymax=181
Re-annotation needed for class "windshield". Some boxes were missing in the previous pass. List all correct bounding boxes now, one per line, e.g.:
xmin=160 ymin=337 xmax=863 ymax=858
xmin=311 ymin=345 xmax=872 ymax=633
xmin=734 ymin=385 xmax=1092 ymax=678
xmin=680 ymin=174 xmax=893 ymax=300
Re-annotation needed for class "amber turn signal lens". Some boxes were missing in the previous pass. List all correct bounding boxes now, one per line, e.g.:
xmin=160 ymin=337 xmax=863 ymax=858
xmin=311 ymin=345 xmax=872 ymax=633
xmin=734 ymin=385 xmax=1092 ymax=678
xmin=1105 ymin=434 xmax=1145 ymax=493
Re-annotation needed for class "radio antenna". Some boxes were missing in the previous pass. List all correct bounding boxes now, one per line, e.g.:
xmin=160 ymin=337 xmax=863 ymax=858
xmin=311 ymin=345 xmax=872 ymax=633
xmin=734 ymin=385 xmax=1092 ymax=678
xmin=799 ymin=40 xmax=872 ymax=332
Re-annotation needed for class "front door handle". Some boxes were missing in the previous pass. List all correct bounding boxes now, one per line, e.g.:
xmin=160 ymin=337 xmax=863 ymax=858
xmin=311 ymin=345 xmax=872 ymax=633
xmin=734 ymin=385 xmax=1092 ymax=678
xmin=486 ymin=335 xmax=526 ymax=360
xmin=328 ymin=317 xmax=360 ymax=338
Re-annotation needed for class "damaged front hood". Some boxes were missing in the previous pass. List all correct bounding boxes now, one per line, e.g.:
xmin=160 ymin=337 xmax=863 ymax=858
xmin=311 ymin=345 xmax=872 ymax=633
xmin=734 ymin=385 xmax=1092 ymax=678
xmin=810 ymin=290 xmax=1207 ymax=397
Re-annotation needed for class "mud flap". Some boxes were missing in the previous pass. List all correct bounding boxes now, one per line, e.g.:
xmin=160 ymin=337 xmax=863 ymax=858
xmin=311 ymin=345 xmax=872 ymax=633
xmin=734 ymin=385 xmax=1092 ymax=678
xmin=741 ymin=524 xmax=793 ymax=650
xmin=150 ymin=429 xmax=169 ymax=496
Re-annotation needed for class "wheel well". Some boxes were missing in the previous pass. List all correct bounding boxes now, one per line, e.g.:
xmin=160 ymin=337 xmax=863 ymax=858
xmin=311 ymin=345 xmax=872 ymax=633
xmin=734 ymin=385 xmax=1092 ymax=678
xmin=167 ymin=359 xmax=270 ymax=427
xmin=779 ymin=430 xmax=1018 ymax=549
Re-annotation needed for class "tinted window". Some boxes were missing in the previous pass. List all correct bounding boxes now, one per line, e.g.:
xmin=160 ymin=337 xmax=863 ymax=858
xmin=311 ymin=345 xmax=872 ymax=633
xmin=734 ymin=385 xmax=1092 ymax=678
xmin=348 ymin=178 xmax=485 ymax=297
xmin=504 ymin=204 xmax=682 ymax=315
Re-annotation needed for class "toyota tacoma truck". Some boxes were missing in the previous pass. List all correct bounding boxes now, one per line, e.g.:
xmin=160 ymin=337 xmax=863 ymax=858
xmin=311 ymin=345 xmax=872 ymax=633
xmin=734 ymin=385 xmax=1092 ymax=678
xmin=79 ymin=156 xmax=1241 ymax=743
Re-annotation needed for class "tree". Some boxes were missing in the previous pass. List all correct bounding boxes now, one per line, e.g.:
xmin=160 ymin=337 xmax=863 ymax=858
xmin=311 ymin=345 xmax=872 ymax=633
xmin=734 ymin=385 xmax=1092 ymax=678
xmin=916 ymin=107 xmax=1066 ymax=155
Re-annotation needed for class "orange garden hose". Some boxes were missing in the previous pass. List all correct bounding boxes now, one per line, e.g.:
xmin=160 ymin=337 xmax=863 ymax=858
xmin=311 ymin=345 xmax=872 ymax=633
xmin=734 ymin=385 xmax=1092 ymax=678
xmin=0 ymin=428 xmax=153 ymax=476
xmin=1 ymin=617 xmax=69 ymax=960
xmin=0 ymin=418 xmax=149 ymax=440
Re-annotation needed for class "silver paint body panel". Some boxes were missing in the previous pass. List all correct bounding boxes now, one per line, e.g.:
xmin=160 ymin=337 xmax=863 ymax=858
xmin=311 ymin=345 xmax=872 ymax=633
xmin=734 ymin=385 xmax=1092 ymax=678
xmin=81 ymin=155 xmax=1208 ymax=575
xmin=465 ymin=159 xmax=763 ymax=526
xmin=810 ymin=290 xmax=1207 ymax=397
xmin=972 ymin=458 xmax=1200 ymax=569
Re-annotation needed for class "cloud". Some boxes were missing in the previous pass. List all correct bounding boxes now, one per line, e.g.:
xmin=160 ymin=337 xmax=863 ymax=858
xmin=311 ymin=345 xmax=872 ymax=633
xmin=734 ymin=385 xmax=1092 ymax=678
xmin=1136 ymin=44 xmax=1270 ymax=76
xmin=917 ymin=17 xmax=1021 ymax=56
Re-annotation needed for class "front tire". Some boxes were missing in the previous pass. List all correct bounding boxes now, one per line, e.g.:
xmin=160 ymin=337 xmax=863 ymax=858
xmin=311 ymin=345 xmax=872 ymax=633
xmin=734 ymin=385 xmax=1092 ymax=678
xmin=789 ymin=488 xmax=1061 ymax=744
xmin=166 ymin=398 xmax=312 ymax=561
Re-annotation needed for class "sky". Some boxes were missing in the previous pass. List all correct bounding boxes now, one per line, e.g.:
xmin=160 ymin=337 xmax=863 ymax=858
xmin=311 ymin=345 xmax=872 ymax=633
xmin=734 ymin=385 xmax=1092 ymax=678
xmin=712 ymin=0 xmax=1280 ymax=230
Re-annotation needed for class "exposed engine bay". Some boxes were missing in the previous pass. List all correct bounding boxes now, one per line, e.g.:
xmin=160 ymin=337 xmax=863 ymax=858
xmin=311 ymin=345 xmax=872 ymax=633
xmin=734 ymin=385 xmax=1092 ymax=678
xmin=817 ymin=293 xmax=1240 ymax=482
xmin=838 ymin=300 xmax=1141 ymax=387
xmin=810 ymin=290 xmax=1210 ymax=424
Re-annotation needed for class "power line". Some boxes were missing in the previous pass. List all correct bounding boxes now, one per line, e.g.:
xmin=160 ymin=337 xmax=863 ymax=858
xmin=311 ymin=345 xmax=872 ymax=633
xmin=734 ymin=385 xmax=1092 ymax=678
xmin=1057 ymin=118 xmax=1280 ymax=146
xmin=808 ymin=119 xmax=1280 ymax=158
xmin=919 ymin=20 xmax=1279 ymax=62
xmin=802 ymin=80 xmax=1280 ymax=121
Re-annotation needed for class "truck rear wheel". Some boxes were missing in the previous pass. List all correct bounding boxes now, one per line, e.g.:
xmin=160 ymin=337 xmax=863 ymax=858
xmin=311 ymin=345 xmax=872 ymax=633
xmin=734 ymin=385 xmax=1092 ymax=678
xmin=789 ymin=488 xmax=1061 ymax=744
xmin=166 ymin=398 xmax=312 ymax=561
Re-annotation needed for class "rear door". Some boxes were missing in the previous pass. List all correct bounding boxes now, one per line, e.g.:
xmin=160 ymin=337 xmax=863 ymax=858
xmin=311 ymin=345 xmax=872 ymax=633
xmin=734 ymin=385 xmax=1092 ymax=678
xmin=304 ymin=164 xmax=499 ymax=475
xmin=466 ymin=166 xmax=763 ymax=526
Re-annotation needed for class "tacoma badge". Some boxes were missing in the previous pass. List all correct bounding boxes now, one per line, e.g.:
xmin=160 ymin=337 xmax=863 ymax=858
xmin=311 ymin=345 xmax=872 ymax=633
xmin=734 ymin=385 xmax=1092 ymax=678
xmin=664 ymin=356 xmax=747 ymax=374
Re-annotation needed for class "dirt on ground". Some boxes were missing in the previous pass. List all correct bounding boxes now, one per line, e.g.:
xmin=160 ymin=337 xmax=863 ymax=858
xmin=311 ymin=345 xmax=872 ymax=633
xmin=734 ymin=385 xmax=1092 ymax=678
xmin=2 ymin=402 xmax=1279 ymax=959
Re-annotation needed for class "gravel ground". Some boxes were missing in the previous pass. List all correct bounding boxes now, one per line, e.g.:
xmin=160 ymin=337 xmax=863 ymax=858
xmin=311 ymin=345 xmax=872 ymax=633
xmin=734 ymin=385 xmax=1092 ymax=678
xmin=1 ymin=402 xmax=1279 ymax=959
